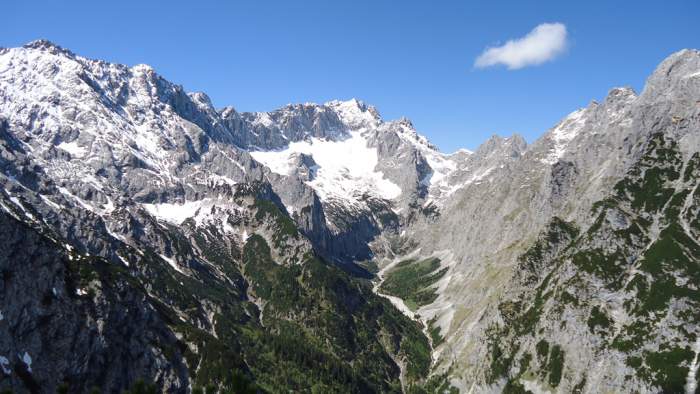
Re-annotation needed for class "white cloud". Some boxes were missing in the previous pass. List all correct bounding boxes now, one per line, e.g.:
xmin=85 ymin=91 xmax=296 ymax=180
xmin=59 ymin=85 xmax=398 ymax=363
xmin=475 ymin=23 xmax=568 ymax=70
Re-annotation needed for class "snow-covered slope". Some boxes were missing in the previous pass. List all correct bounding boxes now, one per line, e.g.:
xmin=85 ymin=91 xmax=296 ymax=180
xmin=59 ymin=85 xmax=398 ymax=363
xmin=251 ymin=129 xmax=402 ymax=202
xmin=244 ymin=98 xmax=474 ymax=210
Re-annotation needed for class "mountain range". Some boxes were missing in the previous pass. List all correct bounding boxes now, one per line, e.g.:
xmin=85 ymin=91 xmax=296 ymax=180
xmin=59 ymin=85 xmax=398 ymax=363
xmin=1 ymin=40 xmax=699 ymax=393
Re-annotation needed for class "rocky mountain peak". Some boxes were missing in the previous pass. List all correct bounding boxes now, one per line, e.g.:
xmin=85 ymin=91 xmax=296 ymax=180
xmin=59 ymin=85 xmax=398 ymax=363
xmin=188 ymin=91 xmax=214 ymax=107
xmin=130 ymin=63 xmax=156 ymax=75
xmin=653 ymin=48 xmax=700 ymax=78
xmin=324 ymin=98 xmax=382 ymax=129
xmin=397 ymin=116 xmax=414 ymax=128
xmin=604 ymin=86 xmax=637 ymax=104
xmin=641 ymin=48 xmax=700 ymax=103
xmin=22 ymin=39 xmax=71 ymax=54
xmin=382 ymin=116 xmax=439 ymax=151
xmin=475 ymin=133 xmax=527 ymax=159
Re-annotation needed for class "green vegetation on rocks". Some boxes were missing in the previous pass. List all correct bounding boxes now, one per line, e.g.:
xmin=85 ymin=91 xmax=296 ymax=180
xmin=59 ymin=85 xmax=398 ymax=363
xmin=379 ymin=257 xmax=448 ymax=310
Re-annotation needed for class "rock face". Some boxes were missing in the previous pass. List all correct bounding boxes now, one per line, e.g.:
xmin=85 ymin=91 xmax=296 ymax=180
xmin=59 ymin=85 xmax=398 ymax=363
xmin=0 ymin=212 xmax=190 ymax=393
xmin=485 ymin=133 xmax=700 ymax=393
xmin=0 ymin=40 xmax=699 ymax=393
xmin=412 ymin=49 xmax=700 ymax=393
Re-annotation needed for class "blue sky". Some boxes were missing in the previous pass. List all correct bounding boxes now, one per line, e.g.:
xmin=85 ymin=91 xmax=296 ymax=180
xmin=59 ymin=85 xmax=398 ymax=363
xmin=3 ymin=1 xmax=699 ymax=152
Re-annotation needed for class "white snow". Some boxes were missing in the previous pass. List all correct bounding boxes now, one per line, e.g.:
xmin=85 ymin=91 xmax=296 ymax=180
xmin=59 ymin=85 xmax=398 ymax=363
xmin=207 ymin=174 xmax=237 ymax=186
xmin=250 ymin=130 xmax=402 ymax=202
xmin=421 ymin=151 xmax=457 ymax=188
xmin=143 ymin=200 xmax=205 ymax=225
xmin=390 ymin=118 xmax=436 ymax=150
xmin=101 ymin=197 xmax=115 ymax=213
xmin=397 ymin=125 xmax=472 ymax=204
xmin=1 ymin=44 xmax=247 ymax=191
xmin=117 ymin=255 xmax=130 ymax=267
xmin=159 ymin=254 xmax=185 ymax=274
xmin=542 ymin=108 xmax=587 ymax=164
xmin=143 ymin=198 xmax=244 ymax=233
xmin=222 ymin=220 xmax=236 ymax=234
xmin=429 ymin=165 xmax=495 ymax=201
xmin=0 ymin=199 xmax=21 ymax=221
xmin=8 ymin=196 xmax=35 ymax=220
xmin=40 ymin=194 xmax=63 ymax=211
xmin=57 ymin=187 xmax=96 ymax=213
xmin=57 ymin=141 xmax=87 ymax=158
xmin=325 ymin=99 xmax=379 ymax=128
xmin=18 ymin=351 xmax=32 ymax=372
xmin=253 ymin=112 xmax=275 ymax=128
xmin=131 ymin=123 xmax=162 ymax=156
xmin=131 ymin=63 xmax=154 ymax=74
xmin=0 ymin=356 xmax=10 ymax=374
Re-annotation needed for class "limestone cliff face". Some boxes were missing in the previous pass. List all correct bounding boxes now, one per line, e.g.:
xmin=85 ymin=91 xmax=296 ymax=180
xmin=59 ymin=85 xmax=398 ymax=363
xmin=403 ymin=49 xmax=700 ymax=393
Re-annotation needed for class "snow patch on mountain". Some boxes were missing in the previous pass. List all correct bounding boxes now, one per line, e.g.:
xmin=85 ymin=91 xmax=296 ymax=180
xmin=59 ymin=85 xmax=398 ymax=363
xmin=159 ymin=254 xmax=185 ymax=274
xmin=325 ymin=99 xmax=380 ymax=129
xmin=143 ymin=198 xmax=244 ymax=227
xmin=57 ymin=141 xmax=88 ymax=158
xmin=143 ymin=200 xmax=207 ymax=225
xmin=252 ymin=112 xmax=275 ymax=128
xmin=541 ymin=108 xmax=587 ymax=164
xmin=251 ymin=130 xmax=402 ymax=202
xmin=421 ymin=152 xmax=457 ymax=188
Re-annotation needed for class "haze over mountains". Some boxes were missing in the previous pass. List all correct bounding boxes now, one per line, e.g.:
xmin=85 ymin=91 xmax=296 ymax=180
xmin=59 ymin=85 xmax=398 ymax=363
xmin=1 ymin=40 xmax=699 ymax=393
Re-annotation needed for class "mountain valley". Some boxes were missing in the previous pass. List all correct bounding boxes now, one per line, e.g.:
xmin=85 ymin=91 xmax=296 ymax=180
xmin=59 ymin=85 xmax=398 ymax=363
xmin=0 ymin=40 xmax=699 ymax=393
